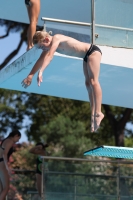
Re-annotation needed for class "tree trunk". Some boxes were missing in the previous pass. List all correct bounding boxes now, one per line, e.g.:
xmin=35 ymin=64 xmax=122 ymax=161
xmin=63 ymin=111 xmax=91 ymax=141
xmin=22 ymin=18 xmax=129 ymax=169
xmin=103 ymin=105 xmax=132 ymax=147
xmin=115 ymin=128 xmax=125 ymax=147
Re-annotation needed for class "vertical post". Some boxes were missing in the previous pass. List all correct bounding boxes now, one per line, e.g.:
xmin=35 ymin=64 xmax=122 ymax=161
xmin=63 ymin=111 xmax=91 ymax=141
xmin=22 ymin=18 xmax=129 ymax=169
xmin=43 ymin=21 xmax=46 ymax=31
xmin=117 ymin=163 xmax=120 ymax=200
xmin=91 ymin=0 xmax=95 ymax=44
xmin=41 ymin=157 xmax=44 ymax=200
xmin=74 ymin=176 xmax=77 ymax=200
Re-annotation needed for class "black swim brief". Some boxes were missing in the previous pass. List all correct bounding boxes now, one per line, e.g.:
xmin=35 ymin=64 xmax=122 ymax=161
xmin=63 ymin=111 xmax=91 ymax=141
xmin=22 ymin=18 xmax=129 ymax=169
xmin=0 ymin=158 xmax=4 ymax=162
xmin=84 ymin=44 xmax=102 ymax=63
xmin=25 ymin=0 xmax=31 ymax=6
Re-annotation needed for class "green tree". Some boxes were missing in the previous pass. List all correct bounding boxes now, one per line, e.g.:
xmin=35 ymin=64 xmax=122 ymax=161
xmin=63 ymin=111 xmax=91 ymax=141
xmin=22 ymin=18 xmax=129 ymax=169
xmin=0 ymin=89 xmax=29 ymax=136
xmin=40 ymin=114 xmax=92 ymax=157
xmin=24 ymin=93 xmax=133 ymax=147
xmin=103 ymin=105 xmax=133 ymax=146
xmin=0 ymin=88 xmax=133 ymax=147
xmin=0 ymin=19 xmax=28 ymax=70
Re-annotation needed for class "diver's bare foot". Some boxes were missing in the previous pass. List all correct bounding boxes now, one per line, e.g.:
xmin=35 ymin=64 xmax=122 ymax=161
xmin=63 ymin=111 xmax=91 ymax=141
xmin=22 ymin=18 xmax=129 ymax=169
xmin=26 ymin=45 xmax=34 ymax=51
xmin=91 ymin=115 xmax=94 ymax=132
xmin=94 ymin=112 xmax=104 ymax=132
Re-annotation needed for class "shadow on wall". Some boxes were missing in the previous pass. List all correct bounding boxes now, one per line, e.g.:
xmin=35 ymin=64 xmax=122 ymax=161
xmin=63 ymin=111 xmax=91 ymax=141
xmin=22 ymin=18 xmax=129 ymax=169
xmin=47 ymin=27 xmax=90 ymax=43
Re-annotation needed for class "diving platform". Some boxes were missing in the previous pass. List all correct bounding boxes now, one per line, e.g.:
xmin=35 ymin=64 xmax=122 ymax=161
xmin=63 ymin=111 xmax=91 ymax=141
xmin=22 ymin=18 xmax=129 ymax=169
xmin=84 ymin=146 xmax=133 ymax=159
xmin=0 ymin=44 xmax=133 ymax=108
xmin=1 ymin=0 xmax=133 ymax=108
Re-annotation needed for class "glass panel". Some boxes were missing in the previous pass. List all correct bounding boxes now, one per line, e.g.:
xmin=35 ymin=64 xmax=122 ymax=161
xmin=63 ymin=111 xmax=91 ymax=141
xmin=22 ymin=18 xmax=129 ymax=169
xmin=6 ymin=160 xmax=133 ymax=199
xmin=44 ymin=160 xmax=118 ymax=200
xmin=119 ymin=164 xmax=133 ymax=197
xmin=0 ymin=0 xmax=92 ymax=25
xmin=95 ymin=0 xmax=133 ymax=48
xmin=42 ymin=0 xmax=92 ymax=23
xmin=95 ymin=26 xmax=133 ymax=48
xmin=45 ymin=21 xmax=91 ymax=43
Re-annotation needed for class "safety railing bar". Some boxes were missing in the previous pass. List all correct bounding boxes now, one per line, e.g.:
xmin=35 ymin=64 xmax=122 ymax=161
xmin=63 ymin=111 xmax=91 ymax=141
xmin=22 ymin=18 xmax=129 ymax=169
xmin=91 ymin=0 xmax=95 ymax=44
xmin=43 ymin=171 xmax=117 ymax=178
xmin=96 ymin=24 xmax=133 ymax=32
xmin=45 ymin=192 xmax=119 ymax=197
xmin=41 ymin=156 xmax=133 ymax=164
xmin=12 ymin=169 xmax=35 ymax=172
xmin=12 ymin=169 xmax=133 ymax=179
xmin=42 ymin=17 xmax=133 ymax=32
xmin=43 ymin=171 xmax=133 ymax=179
xmin=45 ymin=192 xmax=117 ymax=197
xmin=41 ymin=17 xmax=91 ymax=26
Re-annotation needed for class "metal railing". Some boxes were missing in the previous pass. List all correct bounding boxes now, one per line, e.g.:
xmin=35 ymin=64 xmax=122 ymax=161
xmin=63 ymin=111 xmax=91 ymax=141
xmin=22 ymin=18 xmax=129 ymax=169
xmin=41 ymin=17 xmax=133 ymax=45
xmin=41 ymin=156 xmax=133 ymax=200
xmin=95 ymin=24 xmax=133 ymax=32
xmin=41 ymin=0 xmax=133 ymax=47
xmin=41 ymin=156 xmax=133 ymax=164
xmin=4 ymin=157 xmax=133 ymax=200
xmin=41 ymin=0 xmax=94 ymax=43
xmin=41 ymin=17 xmax=91 ymax=27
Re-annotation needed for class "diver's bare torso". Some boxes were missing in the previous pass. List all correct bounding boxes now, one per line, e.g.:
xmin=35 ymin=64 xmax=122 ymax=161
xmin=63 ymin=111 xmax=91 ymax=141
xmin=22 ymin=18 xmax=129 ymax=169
xmin=49 ymin=34 xmax=91 ymax=58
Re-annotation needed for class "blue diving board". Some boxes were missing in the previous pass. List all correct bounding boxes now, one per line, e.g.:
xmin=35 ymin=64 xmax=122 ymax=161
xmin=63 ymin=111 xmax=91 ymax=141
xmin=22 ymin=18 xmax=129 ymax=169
xmin=84 ymin=146 xmax=133 ymax=159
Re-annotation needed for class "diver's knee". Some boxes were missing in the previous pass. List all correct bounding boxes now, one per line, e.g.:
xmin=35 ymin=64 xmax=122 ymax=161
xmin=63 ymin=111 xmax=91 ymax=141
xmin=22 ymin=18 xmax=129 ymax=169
xmin=90 ymin=78 xmax=99 ymax=87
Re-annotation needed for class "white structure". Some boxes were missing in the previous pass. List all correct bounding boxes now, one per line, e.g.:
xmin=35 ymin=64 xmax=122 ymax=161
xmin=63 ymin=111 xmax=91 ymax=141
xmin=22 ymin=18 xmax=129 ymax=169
xmin=0 ymin=0 xmax=133 ymax=108
xmin=0 ymin=45 xmax=133 ymax=108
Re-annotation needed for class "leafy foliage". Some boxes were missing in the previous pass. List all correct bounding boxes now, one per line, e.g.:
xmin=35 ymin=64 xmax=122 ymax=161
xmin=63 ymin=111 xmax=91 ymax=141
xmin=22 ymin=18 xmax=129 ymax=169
xmin=0 ymin=88 xmax=133 ymax=147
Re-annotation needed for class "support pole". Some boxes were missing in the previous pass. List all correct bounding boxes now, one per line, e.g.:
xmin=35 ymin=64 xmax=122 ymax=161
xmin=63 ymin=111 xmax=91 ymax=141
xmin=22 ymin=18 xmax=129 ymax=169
xmin=117 ymin=163 xmax=120 ymax=200
xmin=91 ymin=0 xmax=95 ymax=44
xmin=41 ymin=157 xmax=44 ymax=200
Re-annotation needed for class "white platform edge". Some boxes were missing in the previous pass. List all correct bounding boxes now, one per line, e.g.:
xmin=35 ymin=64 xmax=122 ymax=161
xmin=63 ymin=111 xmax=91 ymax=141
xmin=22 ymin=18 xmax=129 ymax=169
xmin=0 ymin=45 xmax=133 ymax=85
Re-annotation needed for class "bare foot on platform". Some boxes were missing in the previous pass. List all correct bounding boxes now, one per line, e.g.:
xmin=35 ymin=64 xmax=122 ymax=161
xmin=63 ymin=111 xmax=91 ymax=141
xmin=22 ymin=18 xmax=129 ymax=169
xmin=94 ymin=112 xmax=104 ymax=132
xmin=26 ymin=45 xmax=34 ymax=51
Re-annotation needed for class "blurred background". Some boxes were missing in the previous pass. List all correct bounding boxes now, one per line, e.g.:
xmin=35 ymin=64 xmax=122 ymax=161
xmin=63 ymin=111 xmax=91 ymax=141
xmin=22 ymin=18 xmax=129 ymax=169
xmin=0 ymin=0 xmax=133 ymax=199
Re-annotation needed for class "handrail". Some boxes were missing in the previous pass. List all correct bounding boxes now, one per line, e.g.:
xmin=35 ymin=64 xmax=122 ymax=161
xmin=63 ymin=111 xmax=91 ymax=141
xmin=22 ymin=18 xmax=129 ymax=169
xmin=10 ymin=169 xmax=133 ymax=179
xmin=41 ymin=156 xmax=133 ymax=164
xmin=41 ymin=17 xmax=91 ymax=27
xmin=91 ymin=0 xmax=95 ymax=44
xmin=41 ymin=17 xmax=133 ymax=32
xmin=96 ymin=24 xmax=133 ymax=32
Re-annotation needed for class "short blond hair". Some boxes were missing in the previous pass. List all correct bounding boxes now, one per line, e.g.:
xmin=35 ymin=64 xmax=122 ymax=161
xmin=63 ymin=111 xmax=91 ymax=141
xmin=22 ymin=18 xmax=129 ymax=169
xmin=33 ymin=31 xmax=52 ymax=44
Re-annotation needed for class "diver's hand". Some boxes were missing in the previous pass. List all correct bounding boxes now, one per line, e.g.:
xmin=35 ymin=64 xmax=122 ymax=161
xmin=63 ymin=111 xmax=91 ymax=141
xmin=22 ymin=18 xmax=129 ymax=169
xmin=37 ymin=70 xmax=43 ymax=86
xmin=21 ymin=77 xmax=32 ymax=88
